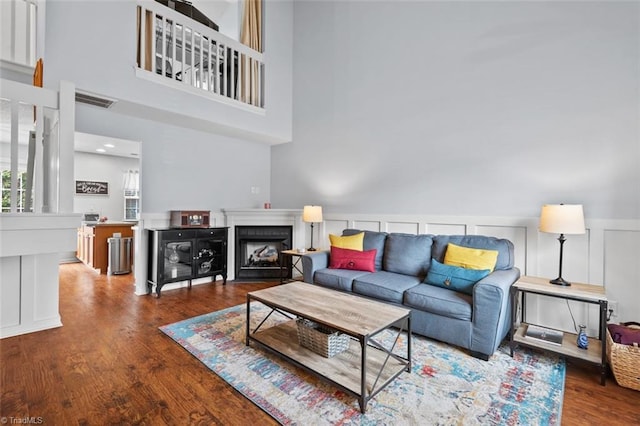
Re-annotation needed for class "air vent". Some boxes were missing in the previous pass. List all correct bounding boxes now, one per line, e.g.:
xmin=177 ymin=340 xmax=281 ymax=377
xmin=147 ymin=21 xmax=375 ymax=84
xmin=75 ymin=91 xmax=116 ymax=109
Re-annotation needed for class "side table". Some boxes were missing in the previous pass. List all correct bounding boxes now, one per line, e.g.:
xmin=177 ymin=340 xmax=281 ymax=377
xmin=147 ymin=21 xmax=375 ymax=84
xmin=509 ymin=275 xmax=608 ymax=385
xmin=279 ymin=249 xmax=306 ymax=283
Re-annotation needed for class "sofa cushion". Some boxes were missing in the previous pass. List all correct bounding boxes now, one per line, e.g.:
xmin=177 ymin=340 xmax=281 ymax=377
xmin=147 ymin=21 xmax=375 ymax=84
xmin=432 ymin=235 xmax=515 ymax=270
xmin=314 ymin=268 xmax=370 ymax=292
xmin=352 ymin=271 xmax=421 ymax=304
xmin=383 ymin=233 xmax=433 ymax=278
xmin=404 ymin=284 xmax=473 ymax=321
xmin=443 ymin=243 xmax=499 ymax=272
xmin=329 ymin=246 xmax=376 ymax=272
xmin=425 ymin=259 xmax=490 ymax=295
xmin=329 ymin=232 xmax=364 ymax=250
xmin=343 ymin=229 xmax=388 ymax=271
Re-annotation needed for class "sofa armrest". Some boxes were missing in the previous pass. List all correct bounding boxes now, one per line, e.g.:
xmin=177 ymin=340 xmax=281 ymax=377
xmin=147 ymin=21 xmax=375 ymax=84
xmin=471 ymin=267 xmax=521 ymax=356
xmin=301 ymin=251 xmax=330 ymax=283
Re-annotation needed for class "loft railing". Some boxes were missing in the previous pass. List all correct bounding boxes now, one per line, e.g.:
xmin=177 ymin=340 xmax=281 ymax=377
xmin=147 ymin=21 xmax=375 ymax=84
xmin=0 ymin=0 xmax=37 ymax=68
xmin=136 ymin=1 xmax=264 ymax=109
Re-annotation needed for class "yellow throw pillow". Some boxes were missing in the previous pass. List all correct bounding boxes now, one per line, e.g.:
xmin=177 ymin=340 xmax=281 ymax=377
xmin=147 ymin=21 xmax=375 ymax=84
xmin=444 ymin=243 xmax=499 ymax=272
xmin=329 ymin=232 xmax=364 ymax=250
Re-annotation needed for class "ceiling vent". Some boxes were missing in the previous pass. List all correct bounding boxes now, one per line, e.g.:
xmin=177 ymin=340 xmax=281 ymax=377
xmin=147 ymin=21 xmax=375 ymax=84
xmin=75 ymin=91 xmax=117 ymax=109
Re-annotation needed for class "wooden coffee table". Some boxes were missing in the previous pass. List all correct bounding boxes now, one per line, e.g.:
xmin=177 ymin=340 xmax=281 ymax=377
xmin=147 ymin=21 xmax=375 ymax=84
xmin=246 ymin=282 xmax=412 ymax=413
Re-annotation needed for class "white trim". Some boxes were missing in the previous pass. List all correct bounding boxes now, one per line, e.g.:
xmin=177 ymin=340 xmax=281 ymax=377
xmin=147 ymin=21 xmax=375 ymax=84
xmin=0 ymin=58 xmax=34 ymax=75
xmin=315 ymin=212 xmax=639 ymax=335
xmin=134 ymin=67 xmax=266 ymax=115
xmin=0 ymin=213 xmax=81 ymax=256
xmin=222 ymin=208 xmax=304 ymax=281
xmin=0 ymin=317 xmax=62 ymax=339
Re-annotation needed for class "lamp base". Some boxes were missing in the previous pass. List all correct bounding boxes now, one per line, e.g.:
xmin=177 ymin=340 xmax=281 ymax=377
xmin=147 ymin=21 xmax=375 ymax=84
xmin=550 ymin=277 xmax=571 ymax=286
xmin=307 ymin=247 xmax=317 ymax=252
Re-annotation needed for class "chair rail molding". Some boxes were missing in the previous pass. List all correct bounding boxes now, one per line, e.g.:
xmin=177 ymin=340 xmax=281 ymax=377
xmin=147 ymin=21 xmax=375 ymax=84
xmin=316 ymin=212 xmax=639 ymax=333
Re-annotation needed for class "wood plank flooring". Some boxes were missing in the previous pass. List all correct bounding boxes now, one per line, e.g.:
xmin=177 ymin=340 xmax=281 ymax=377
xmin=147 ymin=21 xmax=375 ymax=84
xmin=1 ymin=263 xmax=638 ymax=425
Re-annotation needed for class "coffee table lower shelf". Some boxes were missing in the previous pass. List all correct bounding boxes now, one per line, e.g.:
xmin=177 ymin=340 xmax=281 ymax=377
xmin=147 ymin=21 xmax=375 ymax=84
xmin=249 ymin=320 xmax=408 ymax=412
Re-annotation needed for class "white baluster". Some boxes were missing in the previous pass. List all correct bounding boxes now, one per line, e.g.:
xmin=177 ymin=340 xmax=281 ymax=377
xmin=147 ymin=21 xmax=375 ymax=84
xmin=10 ymin=100 xmax=19 ymax=212
xmin=171 ymin=20 xmax=176 ymax=80
xmin=190 ymin=27 xmax=195 ymax=86
xmin=161 ymin=16 xmax=166 ymax=77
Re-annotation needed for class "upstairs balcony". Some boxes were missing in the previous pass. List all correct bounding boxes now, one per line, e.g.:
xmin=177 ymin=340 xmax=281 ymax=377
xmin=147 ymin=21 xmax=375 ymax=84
xmin=136 ymin=0 xmax=264 ymax=111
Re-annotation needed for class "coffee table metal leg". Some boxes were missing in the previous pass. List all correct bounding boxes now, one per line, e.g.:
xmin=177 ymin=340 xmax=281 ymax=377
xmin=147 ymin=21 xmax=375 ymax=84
xmin=599 ymin=299 xmax=607 ymax=386
xmin=246 ymin=297 xmax=251 ymax=346
xmin=360 ymin=336 xmax=367 ymax=413
xmin=407 ymin=316 xmax=412 ymax=372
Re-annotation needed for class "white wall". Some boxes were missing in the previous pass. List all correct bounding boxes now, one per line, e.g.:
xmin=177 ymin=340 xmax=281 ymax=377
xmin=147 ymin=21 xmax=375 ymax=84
xmin=193 ymin=0 xmax=241 ymax=40
xmin=74 ymin=151 xmax=139 ymax=221
xmin=269 ymin=1 xmax=639 ymax=331
xmin=273 ymin=1 xmax=640 ymax=221
xmin=74 ymin=104 xmax=272 ymax=214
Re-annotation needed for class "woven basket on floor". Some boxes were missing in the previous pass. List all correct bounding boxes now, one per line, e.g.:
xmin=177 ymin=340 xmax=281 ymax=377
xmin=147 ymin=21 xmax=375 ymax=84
xmin=296 ymin=318 xmax=349 ymax=358
xmin=606 ymin=327 xmax=640 ymax=391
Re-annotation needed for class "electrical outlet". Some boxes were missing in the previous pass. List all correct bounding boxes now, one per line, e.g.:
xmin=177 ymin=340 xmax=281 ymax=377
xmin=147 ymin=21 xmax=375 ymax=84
xmin=609 ymin=300 xmax=618 ymax=319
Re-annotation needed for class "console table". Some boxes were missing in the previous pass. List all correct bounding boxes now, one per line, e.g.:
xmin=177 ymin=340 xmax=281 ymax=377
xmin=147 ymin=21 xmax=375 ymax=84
xmin=147 ymin=227 xmax=228 ymax=297
xmin=509 ymin=275 xmax=608 ymax=385
xmin=279 ymin=249 xmax=305 ymax=283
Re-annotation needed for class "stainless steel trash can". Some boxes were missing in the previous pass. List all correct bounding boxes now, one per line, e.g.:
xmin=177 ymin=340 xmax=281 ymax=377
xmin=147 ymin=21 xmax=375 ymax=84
xmin=108 ymin=236 xmax=132 ymax=275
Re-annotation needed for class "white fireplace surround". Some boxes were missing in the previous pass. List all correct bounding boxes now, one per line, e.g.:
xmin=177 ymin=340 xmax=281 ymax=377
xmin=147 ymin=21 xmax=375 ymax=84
xmin=223 ymin=208 xmax=305 ymax=281
xmin=133 ymin=208 xmax=306 ymax=295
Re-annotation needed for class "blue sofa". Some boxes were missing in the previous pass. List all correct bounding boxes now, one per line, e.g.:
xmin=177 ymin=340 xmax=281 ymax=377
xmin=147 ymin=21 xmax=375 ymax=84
xmin=301 ymin=230 xmax=520 ymax=360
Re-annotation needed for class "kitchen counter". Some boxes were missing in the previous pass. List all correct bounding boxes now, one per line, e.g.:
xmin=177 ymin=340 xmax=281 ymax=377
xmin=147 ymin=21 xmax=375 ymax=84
xmin=77 ymin=223 xmax=135 ymax=274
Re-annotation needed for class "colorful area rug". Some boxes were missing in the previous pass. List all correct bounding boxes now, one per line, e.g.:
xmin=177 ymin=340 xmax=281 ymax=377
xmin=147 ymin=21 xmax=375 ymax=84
xmin=160 ymin=303 xmax=565 ymax=425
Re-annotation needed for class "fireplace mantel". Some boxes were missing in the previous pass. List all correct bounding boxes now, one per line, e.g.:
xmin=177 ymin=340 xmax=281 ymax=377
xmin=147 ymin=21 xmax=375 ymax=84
xmin=223 ymin=209 xmax=305 ymax=281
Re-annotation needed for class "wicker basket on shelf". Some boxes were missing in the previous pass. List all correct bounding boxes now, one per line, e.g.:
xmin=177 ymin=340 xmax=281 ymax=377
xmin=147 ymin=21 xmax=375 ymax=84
xmin=296 ymin=318 xmax=349 ymax=358
xmin=606 ymin=326 xmax=640 ymax=391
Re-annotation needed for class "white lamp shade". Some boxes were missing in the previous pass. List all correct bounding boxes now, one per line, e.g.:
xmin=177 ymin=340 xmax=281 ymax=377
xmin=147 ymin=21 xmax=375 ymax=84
xmin=539 ymin=204 xmax=586 ymax=235
xmin=303 ymin=205 xmax=323 ymax=223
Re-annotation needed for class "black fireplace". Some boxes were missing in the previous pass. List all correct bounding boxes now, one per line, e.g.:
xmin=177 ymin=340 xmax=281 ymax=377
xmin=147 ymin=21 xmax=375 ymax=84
xmin=235 ymin=225 xmax=292 ymax=280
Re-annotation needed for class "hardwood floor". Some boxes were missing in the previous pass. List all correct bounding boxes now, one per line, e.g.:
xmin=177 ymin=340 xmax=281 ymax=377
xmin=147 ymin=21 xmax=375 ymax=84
xmin=1 ymin=263 xmax=638 ymax=425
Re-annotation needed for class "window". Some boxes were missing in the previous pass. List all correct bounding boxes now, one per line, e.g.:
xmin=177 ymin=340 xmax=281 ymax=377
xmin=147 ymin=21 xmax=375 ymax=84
xmin=1 ymin=169 xmax=31 ymax=212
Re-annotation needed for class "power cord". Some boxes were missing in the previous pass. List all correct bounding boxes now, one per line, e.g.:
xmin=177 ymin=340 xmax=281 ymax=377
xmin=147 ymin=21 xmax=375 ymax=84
xmin=567 ymin=299 xmax=612 ymax=330
xmin=565 ymin=299 xmax=579 ymax=333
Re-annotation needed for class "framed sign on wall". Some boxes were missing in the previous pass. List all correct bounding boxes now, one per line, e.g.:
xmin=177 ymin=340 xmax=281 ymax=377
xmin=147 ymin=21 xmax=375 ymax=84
xmin=75 ymin=180 xmax=109 ymax=195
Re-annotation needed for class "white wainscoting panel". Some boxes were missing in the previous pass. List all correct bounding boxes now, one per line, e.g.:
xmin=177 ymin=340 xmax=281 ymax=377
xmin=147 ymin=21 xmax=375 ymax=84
xmin=0 ymin=256 xmax=21 ymax=328
xmin=310 ymin=213 xmax=639 ymax=334
xmin=324 ymin=220 xmax=350 ymax=243
xmin=603 ymin=229 xmax=640 ymax=323
xmin=0 ymin=253 xmax=63 ymax=338
xmin=476 ymin=225 xmax=528 ymax=274
xmin=352 ymin=220 xmax=383 ymax=232
xmin=426 ymin=223 xmax=467 ymax=236
xmin=386 ymin=221 xmax=421 ymax=235
xmin=1 ymin=213 xmax=80 ymax=338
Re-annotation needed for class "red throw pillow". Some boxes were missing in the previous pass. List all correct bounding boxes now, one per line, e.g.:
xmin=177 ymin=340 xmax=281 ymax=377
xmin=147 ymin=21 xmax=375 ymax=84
xmin=329 ymin=246 xmax=376 ymax=272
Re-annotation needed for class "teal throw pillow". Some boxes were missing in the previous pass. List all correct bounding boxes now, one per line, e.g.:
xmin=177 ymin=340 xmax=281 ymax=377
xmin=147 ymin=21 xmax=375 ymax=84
xmin=425 ymin=259 xmax=490 ymax=295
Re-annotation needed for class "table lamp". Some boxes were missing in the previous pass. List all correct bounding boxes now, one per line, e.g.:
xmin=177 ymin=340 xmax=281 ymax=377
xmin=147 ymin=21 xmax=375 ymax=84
xmin=539 ymin=204 xmax=585 ymax=286
xmin=303 ymin=205 xmax=323 ymax=251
